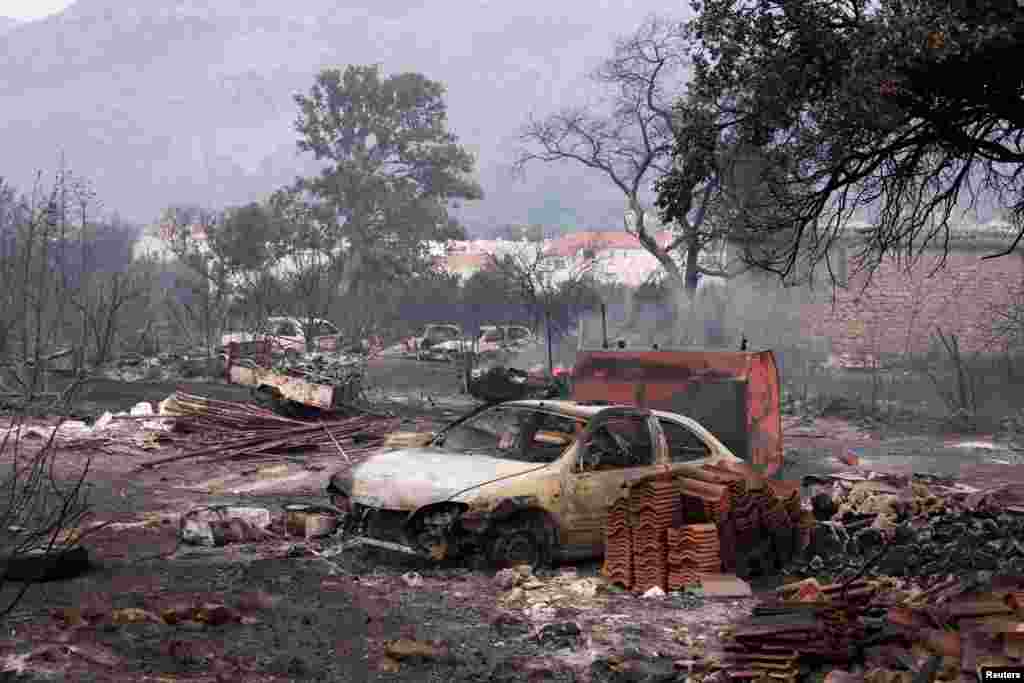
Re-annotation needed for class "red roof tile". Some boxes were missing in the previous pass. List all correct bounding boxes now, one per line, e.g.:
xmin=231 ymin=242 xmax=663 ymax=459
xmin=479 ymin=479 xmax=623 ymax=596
xmin=545 ymin=230 xmax=675 ymax=257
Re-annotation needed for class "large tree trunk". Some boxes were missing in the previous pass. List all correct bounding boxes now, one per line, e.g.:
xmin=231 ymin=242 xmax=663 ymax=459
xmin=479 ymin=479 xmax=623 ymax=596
xmin=630 ymin=198 xmax=692 ymax=346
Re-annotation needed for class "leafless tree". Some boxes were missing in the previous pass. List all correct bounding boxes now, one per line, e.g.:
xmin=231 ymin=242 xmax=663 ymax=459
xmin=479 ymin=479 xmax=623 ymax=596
xmin=484 ymin=239 xmax=603 ymax=338
xmin=514 ymin=16 xmax=740 ymax=334
xmin=0 ymin=172 xmax=100 ymax=619
xmin=161 ymin=206 xmax=233 ymax=357
xmin=269 ymin=188 xmax=346 ymax=351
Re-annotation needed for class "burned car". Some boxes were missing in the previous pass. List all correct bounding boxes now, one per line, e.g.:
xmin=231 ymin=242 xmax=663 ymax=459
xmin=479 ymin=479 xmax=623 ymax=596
xmin=414 ymin=324 xmax=466 ymax=362
xmin=327 ymin=400 xmax=742 ymax=566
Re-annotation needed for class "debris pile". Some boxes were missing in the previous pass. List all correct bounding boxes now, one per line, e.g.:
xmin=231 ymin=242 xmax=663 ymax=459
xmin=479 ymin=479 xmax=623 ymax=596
xmin=224 ymin=341 xmax=368 ymax=407
xmin=466 ymin=365 xmax=562 ymax=404
xmin=714 ymin=573 xmax=1024 ymax=683
xmin=140 ymin=392 xmax=400 ymax=469
xmin=602 ymin=464 xmax=801 ymax=591
xmin=791 ymin=473 xmax=1024 ymax=582
xmin=270 ymin=352 xmax=365 ymax=393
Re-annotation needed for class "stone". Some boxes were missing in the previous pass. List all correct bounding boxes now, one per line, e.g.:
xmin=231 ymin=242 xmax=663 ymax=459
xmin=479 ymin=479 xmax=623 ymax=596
xmin=491 ymin=613 xmax=530 ymax=638
xmin=591 ymin=655 xmax=678 ymax=683
xmin=130 ymin=402 xmax=154 ymax=417
xmin=401 ymin=571 xmax=424 ymax=588
xmin=568 ymin=578 xmax=601 ymax=599
xmin=284 ymin=509 xmax=338 ymax=540
xmin=812 ymin=493 xmax=839 ymax=521
xmin=808 ymin=522 xmax=848 ymax=560
xmin=384 ymin=638 xmax=454 ymax=664
xmin=537 ymin=622 xmax=582 ymax=650
xmin=494 ymin=567 xmax=520 ymax=590
xmin=854 ymin=527 xmax=885 ymax=555
xmin=878 ymin=546 xmax=913 ymax=576
xmin=269 ymin=654 xmax=312 ymax=678
xmin=179 ymin=506 xmax=271 ymax=546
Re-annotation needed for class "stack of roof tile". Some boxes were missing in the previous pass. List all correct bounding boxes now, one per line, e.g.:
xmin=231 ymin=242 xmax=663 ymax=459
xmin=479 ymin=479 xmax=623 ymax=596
xmin=797 ymin=510 xmax=815 ymax=554
xmin=676 ymin=476 xmax=731 ymax=524
xmin=602 ymin=495 xmax=634 ymax=589
xmin=719 ymin=516 xmax=739 ymax=572
xmin=666 ymin=523 xmax=721 ymax=590
xmin=700 ymin=463 xmax=749 ymax=500
xmin=730 ymin=492 xmax=762 ymax=536
xmin=720 ymin=645 xmax=800 ymax=683
xmin=630 ymin=476 xmax=680 ymax=593
xmin=730 ymin=604 xmax=854 ymax=659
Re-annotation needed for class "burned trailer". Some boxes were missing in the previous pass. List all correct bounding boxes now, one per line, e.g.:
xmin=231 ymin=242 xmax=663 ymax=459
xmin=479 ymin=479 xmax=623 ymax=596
xmin=570 ymin=349 xmax=783 ymax=476
xmin=223 ymin=341 xmax=365 ymax=412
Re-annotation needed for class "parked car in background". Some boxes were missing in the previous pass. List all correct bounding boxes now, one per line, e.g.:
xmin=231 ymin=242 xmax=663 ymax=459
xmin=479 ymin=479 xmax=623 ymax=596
xmin=477 ymin=324 xmax=536 ymax=358
xmin=221 ymin=317 xmax=342 ymax=361
xmin=412 ymin=323 xmax=466 ymax=362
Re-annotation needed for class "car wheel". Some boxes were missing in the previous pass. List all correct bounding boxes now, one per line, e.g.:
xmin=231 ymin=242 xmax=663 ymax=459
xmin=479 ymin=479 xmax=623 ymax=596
xmin=489 ymin=525 xmax=548 ymax=569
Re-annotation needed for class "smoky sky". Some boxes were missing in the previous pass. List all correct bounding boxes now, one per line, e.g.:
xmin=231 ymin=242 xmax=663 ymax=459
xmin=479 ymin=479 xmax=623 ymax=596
xmin=0 ymin=0 xmax=687 ymax=232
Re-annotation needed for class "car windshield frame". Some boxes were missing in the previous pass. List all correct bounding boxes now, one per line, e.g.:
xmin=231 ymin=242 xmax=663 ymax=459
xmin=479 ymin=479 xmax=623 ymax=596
xmin=435 ymin=405 xmax=582 ymax=464
xmin=426 ymin=326 xmax=460 ymax=342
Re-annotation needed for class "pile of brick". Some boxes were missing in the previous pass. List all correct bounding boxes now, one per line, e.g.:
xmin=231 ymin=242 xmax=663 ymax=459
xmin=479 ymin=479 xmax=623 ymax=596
xmin=629 ymin=477 xmax=682 ymax=593
xmin=683 ymin=462 xmax=802 ymax=576
xmin=666 ymin=523 xmax=721 ymax=590
xmin=602 ymin=496 xmax=634 ymax=589
xmin=602 ymin=462 xmax=802 ymax=592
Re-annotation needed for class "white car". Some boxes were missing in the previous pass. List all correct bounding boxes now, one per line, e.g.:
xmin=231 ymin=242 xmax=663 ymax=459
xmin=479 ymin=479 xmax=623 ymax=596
xmin=221 ymin=317 xmax=342 ymax=361
xmin=415 ymin=324 xmax=466 ymax=361
xmin=477 ymin=325 xmax=536 ymax=357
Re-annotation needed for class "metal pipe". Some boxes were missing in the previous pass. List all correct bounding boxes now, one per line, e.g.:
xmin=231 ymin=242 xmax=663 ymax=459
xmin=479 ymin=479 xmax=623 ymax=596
xmin=601 ymin=303 xmax=608 ymax=349
xmin=545 ymin=311 xmax=554 ymax=377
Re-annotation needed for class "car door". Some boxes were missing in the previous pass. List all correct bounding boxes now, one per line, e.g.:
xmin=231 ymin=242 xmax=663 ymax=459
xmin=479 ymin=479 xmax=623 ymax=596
xmin=659 ymin=417 xmax=714 ymax=465
xmin=559 ymin=411 xmax=664 ymax=558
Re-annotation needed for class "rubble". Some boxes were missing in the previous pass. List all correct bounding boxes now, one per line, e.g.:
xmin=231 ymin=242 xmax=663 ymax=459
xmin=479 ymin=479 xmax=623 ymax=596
xmin=381 ymin=638 xmax=456 ymax=671
xmin=791 ymin=472 xmax=1024 ymax=583
xmin=466 ymin=365 xmax=564 ymax=403
xmin=536 ymin=622 xmax=583 ymax=650
xmin=711 ymin=573 xmax=1024 ymax=683
xmin=283 ymin=504 xmax=339 ymax=539
xmin=179 ymin=506 xmax=273 ymax=547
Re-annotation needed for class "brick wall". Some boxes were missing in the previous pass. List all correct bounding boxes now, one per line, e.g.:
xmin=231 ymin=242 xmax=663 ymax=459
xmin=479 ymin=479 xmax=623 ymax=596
xmin=799 ymin=247 xmax=1024 ymax=365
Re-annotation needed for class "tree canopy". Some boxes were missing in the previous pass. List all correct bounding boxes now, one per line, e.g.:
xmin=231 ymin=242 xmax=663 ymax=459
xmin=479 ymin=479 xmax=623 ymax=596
xmin=686 ymin=0 xmax=1024 ymax=280
xmin=293 ymin=65 xmax=482 ymax=295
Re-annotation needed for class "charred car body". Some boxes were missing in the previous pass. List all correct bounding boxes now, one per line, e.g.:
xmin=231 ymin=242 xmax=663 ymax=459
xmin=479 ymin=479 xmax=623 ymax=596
xmin=327 ymin=399 xmax=743 ymax=566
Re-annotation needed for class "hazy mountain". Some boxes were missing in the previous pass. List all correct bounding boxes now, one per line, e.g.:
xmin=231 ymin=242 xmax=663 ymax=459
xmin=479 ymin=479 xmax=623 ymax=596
xmin=0 ymin=0 xmax=677 ymax=235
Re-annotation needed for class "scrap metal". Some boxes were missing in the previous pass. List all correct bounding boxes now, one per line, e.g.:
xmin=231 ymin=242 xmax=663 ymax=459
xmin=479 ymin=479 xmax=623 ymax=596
xmin=224 ymin=341 xmax=367 ymax=410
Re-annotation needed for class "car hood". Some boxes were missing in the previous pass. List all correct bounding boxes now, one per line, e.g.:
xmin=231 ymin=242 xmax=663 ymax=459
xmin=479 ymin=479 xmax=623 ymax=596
xmin=348 ymin=446 xmax=551 ymax=510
